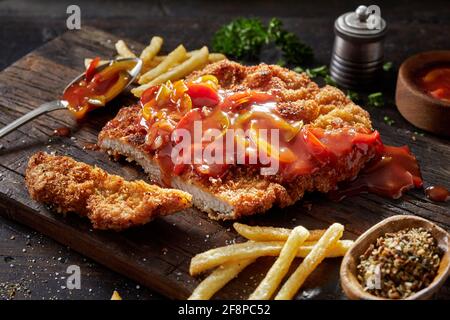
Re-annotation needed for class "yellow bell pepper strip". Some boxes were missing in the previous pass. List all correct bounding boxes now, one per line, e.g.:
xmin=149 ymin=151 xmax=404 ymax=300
xmin=248 ymin=122 xmax=296 ymax=164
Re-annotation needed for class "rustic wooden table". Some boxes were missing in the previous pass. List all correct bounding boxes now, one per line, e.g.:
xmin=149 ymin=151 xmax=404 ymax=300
xmin=0 ymin=0 xmax=449 ymax=300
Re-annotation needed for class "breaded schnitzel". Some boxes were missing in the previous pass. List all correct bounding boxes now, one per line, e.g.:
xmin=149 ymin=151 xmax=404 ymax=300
xmin=25 ymin=152 xmax=192 ymax=230
xmin=98 ymin=60 xmax=380 ymax=220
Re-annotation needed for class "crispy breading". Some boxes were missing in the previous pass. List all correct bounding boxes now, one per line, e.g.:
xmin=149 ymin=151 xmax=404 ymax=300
xmin=99 ymin=60 xmax=377 ymax=220
xmin=188 ymin=60 xmax=372 ymax=129
xmin=25 ymin=152 xmax=192 ymax=230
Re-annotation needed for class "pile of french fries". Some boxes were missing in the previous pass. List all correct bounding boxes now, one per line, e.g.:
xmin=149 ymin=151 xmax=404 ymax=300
xmin=189 ymin=222 xmax=353 ymax=300
xmin=84 ymin=36 xmax=226 ymax=98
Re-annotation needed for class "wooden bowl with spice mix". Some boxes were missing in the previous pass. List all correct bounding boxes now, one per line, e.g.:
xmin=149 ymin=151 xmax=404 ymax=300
xmin=340 ymin=215 xmax=450 ymax=300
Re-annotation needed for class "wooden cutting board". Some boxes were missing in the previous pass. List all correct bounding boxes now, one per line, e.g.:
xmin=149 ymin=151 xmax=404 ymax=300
xmin=0 ymin=26 xmax=449 ymax=300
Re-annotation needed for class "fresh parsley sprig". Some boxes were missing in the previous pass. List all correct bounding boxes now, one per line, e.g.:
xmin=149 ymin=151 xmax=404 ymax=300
xmin=211 ymin=18 xmax=268 ymax=61
xmin=267 ymin=18 xmax=313 ymax=66
xmin=383 ymin=61 xmax=393 ymax=72
xmin=346 ymin=90 xmax=360 ymax=102
xmin=367 ymin=92 xmax=384 ymax=107
xmin=212 ymin=18 xmax=313 ymax=65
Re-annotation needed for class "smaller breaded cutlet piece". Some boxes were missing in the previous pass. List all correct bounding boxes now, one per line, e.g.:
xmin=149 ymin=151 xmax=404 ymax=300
xmin=25 ymin=152 xmax=192 ymax=230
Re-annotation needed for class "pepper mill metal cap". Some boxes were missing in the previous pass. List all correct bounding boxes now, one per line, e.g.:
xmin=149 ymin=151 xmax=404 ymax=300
xmin=330 ymin=5 xmax=387 ymax=89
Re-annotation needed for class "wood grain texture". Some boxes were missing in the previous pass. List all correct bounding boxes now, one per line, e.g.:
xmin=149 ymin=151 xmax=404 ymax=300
xmin=0 ymin=26 xmax=449 ymax=299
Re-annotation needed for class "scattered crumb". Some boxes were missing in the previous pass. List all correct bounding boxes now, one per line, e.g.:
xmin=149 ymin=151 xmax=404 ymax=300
xmin=0 ymin=279 xmax=32 ymax=300
xmin=111 ymin=290 xmax=122 ymax=300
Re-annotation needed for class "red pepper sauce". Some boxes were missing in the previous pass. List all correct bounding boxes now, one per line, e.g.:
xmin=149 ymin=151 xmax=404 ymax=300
xmin=330 ymin=145 xmax=423 ymax=200
xmin=425 ymin=185 xmax=450 ymax=202
xmin=138 ymin=75 xmax=423 ymax=201
xmin=139 ymin=77 xmax=381 ymax=180
xmin=417 ymin=65 xmax=450 ymax=102
xmin=62 ymin=58 xmax=134 ymax=119
xmin=53 ymin=126 xmax=71 ymax=137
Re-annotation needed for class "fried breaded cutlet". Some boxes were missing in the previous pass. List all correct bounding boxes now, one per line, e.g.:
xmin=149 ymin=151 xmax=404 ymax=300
xmin=25 ymin=152 xmax=192 ymax=230
xmin=98 ymin=60 xmax=377 ymax=220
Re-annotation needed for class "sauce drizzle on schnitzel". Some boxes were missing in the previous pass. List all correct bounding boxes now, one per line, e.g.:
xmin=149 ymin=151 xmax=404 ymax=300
xmin=137 ymin=75 xmax=383 ymax=183
xmin=98 ymin=60 xmax=423 ymax=219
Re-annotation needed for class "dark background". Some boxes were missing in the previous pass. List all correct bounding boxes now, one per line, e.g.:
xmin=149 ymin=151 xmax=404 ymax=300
xmin=0 ymin=0 xmax=449 ymax=300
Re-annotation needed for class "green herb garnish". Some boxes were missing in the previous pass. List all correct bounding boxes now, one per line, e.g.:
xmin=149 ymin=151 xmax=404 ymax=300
xmin=346 ymin=90 xmax=360 ymax=102
xmin=211 ymin=18 xmax=267 ymax=61
xmin=295 ymin=64 xmax=336 ymax=85
xmin=324 ymin=74 xmax=336 ymax=86
xmin=267 ymin=18 xmax=313 ymax=66
xmin=367 ymin=92 xmax=384 ymax=107
xmin=383 ymin=116 xmax=395 ymax=126
xmin=276 ymin=59 xmax=286 ymax=67
xmin=305 ymin=65 xmax=328 ymax=78
xmin=212 ymin=18 xmax=313 ymax=65
xmin=383 ymin=61 xmax=393 ymax=72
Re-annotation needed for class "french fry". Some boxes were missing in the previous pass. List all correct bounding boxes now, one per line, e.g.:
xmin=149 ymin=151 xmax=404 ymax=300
xmin=185 ymin=51 xmax=225 ymax=63
xmin=140 ymin=49 xmax=224 ymax=73
xmin=140 ymin=36 xmax=163 ymax=66
xmin=149 ymin=46 xmax=208 ymax=85
xmin=207 ymin=53 xmax=227 ymax=63
xmin=141 ymin=59 xmax=181 ymax=75
xmin=248 ymin=226 xmax=310 ymax=300
xmin=132 ymin=46 xmax=209 ymax=97
xmin=148 ymin=55 xmax=165 ymax=64
xmin=188 ymin=259 xmax=254 ymax=300
xmin=189 ymin=239 xmax=353 ymax=276
xmin=141 ymin=56 xmax=178 ymax=72
xmin=115 ymin=40 xmax=136 ymax=58
xmin=150 ymin=51 xmax=225 ymax=65
xmin=141 ymin=51 xmax=224 ymax=74
xmin=131 ymin=83 xmax=152 ymax=98
xmin=141 ymin=60 xmax=160 ymax=71
xmin=138 ymin=45 xmax=187 ymax=84
xmin=233 ymin=223 xmax=325 ymax=242
xmin=274 ymin=223 xmax=344 ymax=300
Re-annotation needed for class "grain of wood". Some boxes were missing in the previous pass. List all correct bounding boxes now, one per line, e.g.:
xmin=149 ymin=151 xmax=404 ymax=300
xmin=0 ymin=26 xmax=448 ymax=299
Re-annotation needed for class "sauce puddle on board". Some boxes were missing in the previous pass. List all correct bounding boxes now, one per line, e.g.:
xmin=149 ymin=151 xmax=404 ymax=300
xmin=53 ymin=126 xmax=71 ymax=137
xmin=425 ymin=185 xmax=450 ymax=202
xmin=330 ymin=145 xmax=423 ymax=201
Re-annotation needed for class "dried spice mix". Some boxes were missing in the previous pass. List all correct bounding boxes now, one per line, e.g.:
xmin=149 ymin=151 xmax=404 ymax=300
xmin=357 ymin=227 xmax=442 ymax=299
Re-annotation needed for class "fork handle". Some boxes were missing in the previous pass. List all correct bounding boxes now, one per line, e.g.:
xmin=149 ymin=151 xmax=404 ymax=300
xmin=0 ymin=100 xmax=68 ymax=139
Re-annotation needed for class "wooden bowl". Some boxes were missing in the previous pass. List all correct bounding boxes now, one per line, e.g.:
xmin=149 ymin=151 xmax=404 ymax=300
xmin=395 ymin=50 xmax=450 ymax=137
xmin=340 ymin=215 xmax=450 ymax=300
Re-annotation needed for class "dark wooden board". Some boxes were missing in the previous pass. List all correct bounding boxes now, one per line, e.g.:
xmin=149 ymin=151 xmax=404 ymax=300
xmin=0 ymin=26 xmax=449 ymax=299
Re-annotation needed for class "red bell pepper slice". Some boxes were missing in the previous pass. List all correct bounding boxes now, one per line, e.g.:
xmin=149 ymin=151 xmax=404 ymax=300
xmin=302 ymin=128 xmax=331 ymax=163
xmin=85 ymin=57 xmax=100 ymax=82
xmin=140 ymin=86 xmax=160 ymax=105
xmin=186 ymin=83 xmax=220 ymax=107
xmin=221 ymin=91 xmax=273 ymax=111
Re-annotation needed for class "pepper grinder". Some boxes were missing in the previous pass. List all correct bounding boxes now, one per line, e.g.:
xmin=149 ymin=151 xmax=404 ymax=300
xmin=330 ymin=5 xmax=387 ymax=89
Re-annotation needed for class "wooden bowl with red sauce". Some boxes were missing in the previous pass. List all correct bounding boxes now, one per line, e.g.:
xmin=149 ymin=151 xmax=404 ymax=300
xmin=396 ymin=50 xmax=450 ymax=137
